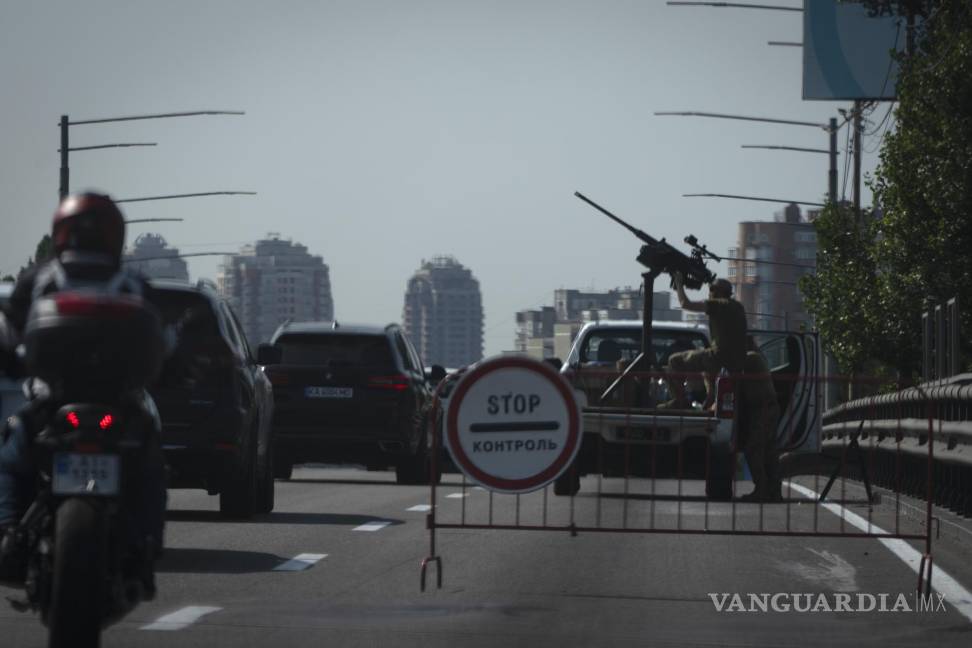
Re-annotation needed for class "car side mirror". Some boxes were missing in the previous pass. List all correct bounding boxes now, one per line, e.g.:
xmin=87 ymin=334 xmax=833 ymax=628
xmin=428 ymin=364 xmax=447 ymax=384
xmin=257 ymin=343 xmax=282 ymax=365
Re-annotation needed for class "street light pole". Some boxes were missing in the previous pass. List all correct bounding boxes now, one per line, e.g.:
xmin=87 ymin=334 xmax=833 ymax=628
xmin=59 ymin=115 xmax=69 ymax=200
xmin=829 ymin=117 xmax=838 ymax=206
xmin=58 ymin=110 xmax=244 ymax=200
xmin=655 ymin=111 xmax=841 ymax=204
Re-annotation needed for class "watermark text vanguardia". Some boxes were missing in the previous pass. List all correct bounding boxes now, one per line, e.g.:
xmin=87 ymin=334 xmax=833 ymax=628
xmin=709 ymin=592 xmax=948 ymax=613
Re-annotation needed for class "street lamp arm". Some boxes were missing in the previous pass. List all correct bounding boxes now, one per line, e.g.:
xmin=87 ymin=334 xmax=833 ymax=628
xmin=724 ymin=257 xmax=815 ymax=269
xmin=68 ymin=111 xmax=244 ymax=126
xmin=741 ymin=145 xmax=835 ymax=155
xmin=655 ymin=111 xmax=829 ymax=130
xmin=116 ymin=191 xmax=257 ymax=203
xmin=667 ymin=2 xmax=802 ymax=10
xmin=62 ymin=143 xmax=158 ymax=152
xmin=123 ymin=252 xmax=233 ymax=263
xmin=768 ymin=41 xmax=802 ymax=46
xmin=683 ymin=193 xmax=826 ymax=207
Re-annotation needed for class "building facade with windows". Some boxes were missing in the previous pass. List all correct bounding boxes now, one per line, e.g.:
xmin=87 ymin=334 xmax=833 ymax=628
xmin=217 ymin=235 xmax=334 ymax=344
xmin=123 ymin=233 xmax=189 ymax=281
xmin=402 ymin=256 xmax=484 ymax=368
xmin=726 ymin=203 xmax=817 ymax=331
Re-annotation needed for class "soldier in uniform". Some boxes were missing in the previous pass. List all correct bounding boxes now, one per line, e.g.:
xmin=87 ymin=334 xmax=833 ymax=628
xmin=739 ymin=336 xmax=781 ymax=502
xmin=666 ymin=274 xmax=747 ymax=409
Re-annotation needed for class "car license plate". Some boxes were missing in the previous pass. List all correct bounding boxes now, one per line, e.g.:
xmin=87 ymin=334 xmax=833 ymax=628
xmin=616 ymin=427 xmax=671 ymax=442
xmin=305 ymin=386 xmax=353 ymax=399
xmin=52 ymin=453 xmax=120 ymax=496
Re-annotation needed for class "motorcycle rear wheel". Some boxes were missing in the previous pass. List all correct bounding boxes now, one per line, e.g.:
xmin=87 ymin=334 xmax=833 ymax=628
xmin=48 ymin=498 xmax=107 ymax=648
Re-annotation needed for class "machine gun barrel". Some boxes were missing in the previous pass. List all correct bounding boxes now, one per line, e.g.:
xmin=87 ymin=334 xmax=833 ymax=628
xmin=574 ymin=191 xmax=657 ymax=247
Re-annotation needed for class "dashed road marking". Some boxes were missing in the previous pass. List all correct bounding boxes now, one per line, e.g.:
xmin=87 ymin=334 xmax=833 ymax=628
xmin=407 ymin=504 xmax=433 ymax=512
xmin=140 ymin=606 xmax=222 ymax=631
xmin=446 ymin=493 xmax=469 ymax=499
xmin=353 ymin=520 xmax=392 ymax=532
xmin=273 ymin=553 xmax=328 ymax=571
xmin=787 ymin=481 xmax=972 ymax=623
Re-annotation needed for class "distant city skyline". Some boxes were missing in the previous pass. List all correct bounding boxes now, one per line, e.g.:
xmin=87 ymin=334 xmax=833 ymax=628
xmin=403 ymin=256 xmax=484 ymax=368
xmin=1 ymin=1 xmax=885 ymax=356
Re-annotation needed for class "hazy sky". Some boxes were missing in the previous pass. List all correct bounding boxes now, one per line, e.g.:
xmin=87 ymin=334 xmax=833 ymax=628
xmin=0 ymin=1 xmax=887 ymax=355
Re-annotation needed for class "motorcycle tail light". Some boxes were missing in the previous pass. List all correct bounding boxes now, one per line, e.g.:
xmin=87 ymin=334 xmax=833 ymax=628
xmin=54 ymin=293 xmax=141 ymax=318
xmin=66 ymin=411 xmax=80 ymax=428
xmin=99 ymin=414 xmax=114 ymax=430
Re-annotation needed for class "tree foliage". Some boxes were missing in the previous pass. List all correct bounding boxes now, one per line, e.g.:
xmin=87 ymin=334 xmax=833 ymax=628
xmin=799 ymin=204 xmax=888 ymax=376
xmin=16 ymin=234 xmax=53 ymax=278
xmin=805 ymin=0 xmax=972 ymax=382
xmin=872 ymin=0 xmax=972 ymax=377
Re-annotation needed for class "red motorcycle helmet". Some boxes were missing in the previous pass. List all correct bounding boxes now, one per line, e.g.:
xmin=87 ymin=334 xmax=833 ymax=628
xmin=51 ymin=192 xmax=126 ymax=262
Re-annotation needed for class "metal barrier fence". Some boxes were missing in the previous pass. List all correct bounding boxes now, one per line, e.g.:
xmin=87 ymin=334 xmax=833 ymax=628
xmin=420 ymin=367 xmax=936 ymax=595
xmin=823 ymin=374 xmax=972 ymax=518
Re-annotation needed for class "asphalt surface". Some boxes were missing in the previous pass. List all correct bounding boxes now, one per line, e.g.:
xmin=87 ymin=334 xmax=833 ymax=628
xmin=2 ymin=467 xmax=972 ymax=647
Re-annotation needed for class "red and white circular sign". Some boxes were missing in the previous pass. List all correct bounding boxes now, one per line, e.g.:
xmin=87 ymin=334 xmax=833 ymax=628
xmin=445 ymin=356 xmax=580 ymax=493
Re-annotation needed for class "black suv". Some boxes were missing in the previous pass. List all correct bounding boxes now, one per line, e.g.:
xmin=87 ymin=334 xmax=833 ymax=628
xmin=261 ymin=321 xmax=443 ymax=484
xmin=149 ymin=280 xmax=275 ymax=517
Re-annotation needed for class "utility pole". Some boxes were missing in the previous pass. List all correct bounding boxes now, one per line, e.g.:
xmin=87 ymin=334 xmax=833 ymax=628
xmin=59 ymin=115 xmax=69 ymax=200
xmin=852 ymin=101 xmax=863 ymax=221
xmin=57 ymin=110 xmax=244 ymax=200
xmin=829 ymin=117 xmax=838 ymax=206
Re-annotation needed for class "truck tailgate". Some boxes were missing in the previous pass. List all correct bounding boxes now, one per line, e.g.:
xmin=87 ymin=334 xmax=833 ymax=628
xmin=582 ymin=407 xmax=724 ymax=445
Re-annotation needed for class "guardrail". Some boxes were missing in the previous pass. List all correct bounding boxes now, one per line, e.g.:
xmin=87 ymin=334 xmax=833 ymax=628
xmin=820 ymin=374 xmax=972 ymax=517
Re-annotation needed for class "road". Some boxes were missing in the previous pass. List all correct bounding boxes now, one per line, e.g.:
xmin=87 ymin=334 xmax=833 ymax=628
xmin=2 ymin=467 xmax=972 ymax=647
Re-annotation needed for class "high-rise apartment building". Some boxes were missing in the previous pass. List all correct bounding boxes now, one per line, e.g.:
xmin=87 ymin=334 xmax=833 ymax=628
xmin=217 ymin=235 xmax=334 ymax=344
xmin=726 ymin=203 xmax=817 ymax=331
xmin=123 ymin=233 xmax=189 ymax=281
xmin=402 ymin=256 xmax=484 ymax=368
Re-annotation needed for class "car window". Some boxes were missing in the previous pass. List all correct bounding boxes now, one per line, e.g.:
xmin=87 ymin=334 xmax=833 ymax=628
xmin=151 ymin=290 xmax=220 ymax=338
xmin=275 ymin=333 xmax=395 ymax=369
xmin=580 ymin=329 xmax=708 ymax=366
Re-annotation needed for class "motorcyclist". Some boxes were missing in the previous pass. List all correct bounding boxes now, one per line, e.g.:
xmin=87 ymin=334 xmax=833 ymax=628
xmin=0 ymin=192 xmax=168 ymax=595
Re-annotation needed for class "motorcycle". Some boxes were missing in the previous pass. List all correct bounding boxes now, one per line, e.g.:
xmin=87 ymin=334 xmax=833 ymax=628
xmin=3 ymin=288 xmax=166 ymax=648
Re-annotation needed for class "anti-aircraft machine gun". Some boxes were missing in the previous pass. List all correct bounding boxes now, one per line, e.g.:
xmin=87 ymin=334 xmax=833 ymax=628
xmin=574 ymin=191 xmax=721 ymax=402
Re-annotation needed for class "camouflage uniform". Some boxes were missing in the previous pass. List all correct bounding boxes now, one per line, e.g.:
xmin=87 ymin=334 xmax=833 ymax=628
xmin=667 ymin=297 xmax=747 ymax=406
xmin=739 ymin=350 xmax=781 ymax=500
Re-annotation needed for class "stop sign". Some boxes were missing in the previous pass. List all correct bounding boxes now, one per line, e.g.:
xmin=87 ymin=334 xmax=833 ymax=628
xmin=445 ymin=356 xmax=581 ymax=493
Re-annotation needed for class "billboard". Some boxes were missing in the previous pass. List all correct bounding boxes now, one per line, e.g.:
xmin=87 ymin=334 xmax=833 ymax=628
xmin=803 ymin=0 xmax=904 ymax=100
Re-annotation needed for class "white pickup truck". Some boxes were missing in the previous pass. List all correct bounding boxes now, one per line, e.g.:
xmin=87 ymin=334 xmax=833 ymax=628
xmin=555 ymin=319 xmax=822 ymax=498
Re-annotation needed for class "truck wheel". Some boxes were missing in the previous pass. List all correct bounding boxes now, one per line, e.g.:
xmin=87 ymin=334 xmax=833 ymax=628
xmin=553 ymin=468 xmax=580 ymax=496
xmin=48 ymin=499 xmax=106 ymax=648
xmin=395 ymin=451 xmax=423 ymax=485
xmin=220 ymin=441 xmax=258 ymax=519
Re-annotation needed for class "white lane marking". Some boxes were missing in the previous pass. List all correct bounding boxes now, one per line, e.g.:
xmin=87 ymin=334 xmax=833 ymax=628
xmin=273 ymin=553 xmax=328 ymax=571
xmin=786 ymin=481 xmax=972 ymax=623
xmin=407 ymin=504 xmax=433 ymax=512
xmin=446 ymin=493 xmax=469 ymax=499
xmin=353 ymin=520 xmax=392 ymax=531
xmin=473 ymin=486 xmax=486 ymax=491
xmin=140 ymin=606 xmax=222 ymax=631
